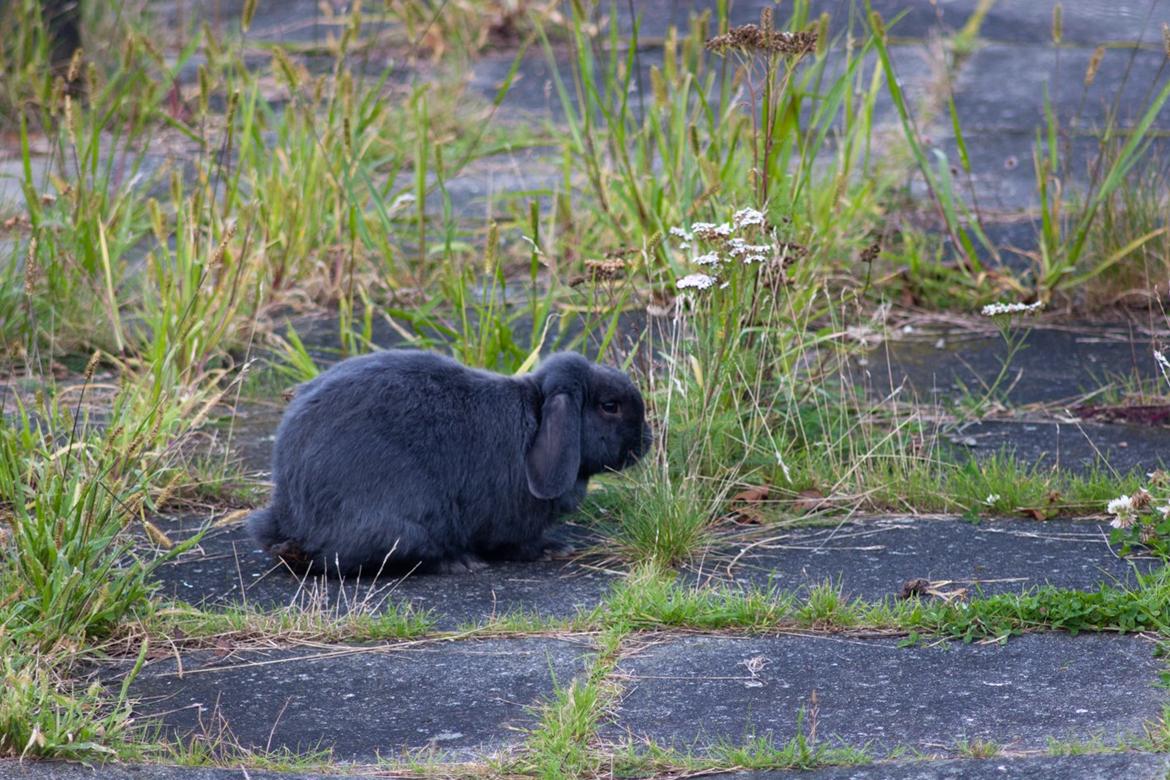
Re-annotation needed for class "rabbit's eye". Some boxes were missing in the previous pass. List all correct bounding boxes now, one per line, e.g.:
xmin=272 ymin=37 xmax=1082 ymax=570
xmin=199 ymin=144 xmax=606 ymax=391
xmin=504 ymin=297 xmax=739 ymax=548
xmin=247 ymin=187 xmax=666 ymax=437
xmin=600 ymin=400 xmax=621 ymax=415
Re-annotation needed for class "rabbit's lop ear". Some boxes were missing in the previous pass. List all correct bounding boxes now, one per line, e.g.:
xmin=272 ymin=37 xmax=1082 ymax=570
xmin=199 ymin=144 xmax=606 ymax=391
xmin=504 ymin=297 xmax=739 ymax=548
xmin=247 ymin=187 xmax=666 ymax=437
xmin=528 ymin=390 xmax=582 ymax=500
xmin=526 ymin=391 xmax=582 ymax=500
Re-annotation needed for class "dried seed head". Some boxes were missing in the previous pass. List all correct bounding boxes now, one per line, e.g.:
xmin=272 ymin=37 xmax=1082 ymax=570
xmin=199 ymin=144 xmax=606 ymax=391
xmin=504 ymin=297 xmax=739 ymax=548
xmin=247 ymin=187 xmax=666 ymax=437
xmin=706 ymin=24 xmax=817 ymax=56
xmin=66 ymin=48 xmax=83 ymax=82
xmin=84 ymin=351 xmax=101 ymax=381
xmin=483 ymin=221 xmax=499 ymax=275
xmin=1163 ymin=23 xmax=1170 ymax=58
xmin=760 ymin=7 xmax=773 ymax=37
xmin=272 ymin=48 xmax=301 ymax=90
xmin=773 ymin=241 xmax=808 ymax=268
xmin=816 ymin=13 xmax=830 ymax=58
xmin=584 ymin=258 xmax=626 ymax=281
xmin=211 ymin=222 xmax=238 ymax=269
xmin=23 ymin=236 xmax=38 ymax=296
xmin=1084 ymin=45 xmax=1105 ymax=87
xmin=859 ymin=241 xmax=881 ymax=264
xmin=1051 ymin=3 xmax=1063 ymax=44
xmin=106 ymin=424 xmax=125 ymax=446
xmin=242 ymin=0 xmax=258 ymax=32
xmin=198 ymin=64 xmax=210 ymax=113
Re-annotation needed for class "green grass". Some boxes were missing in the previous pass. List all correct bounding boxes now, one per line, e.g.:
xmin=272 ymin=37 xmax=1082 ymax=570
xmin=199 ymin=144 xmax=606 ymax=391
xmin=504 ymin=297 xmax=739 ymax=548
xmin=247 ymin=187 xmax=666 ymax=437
xmin=517 ymin=631 xmax=623 ymax=779
xmin=4 ymin=0 xmax=1170 ymax=768
xmin=608 ymin=716 xmax=874 ymax=776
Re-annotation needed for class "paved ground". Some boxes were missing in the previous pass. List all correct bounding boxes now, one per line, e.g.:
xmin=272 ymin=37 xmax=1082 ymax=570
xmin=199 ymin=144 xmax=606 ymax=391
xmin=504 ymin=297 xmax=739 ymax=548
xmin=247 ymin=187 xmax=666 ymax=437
xmin=7 ymin=0 xmax=1170 ymax=778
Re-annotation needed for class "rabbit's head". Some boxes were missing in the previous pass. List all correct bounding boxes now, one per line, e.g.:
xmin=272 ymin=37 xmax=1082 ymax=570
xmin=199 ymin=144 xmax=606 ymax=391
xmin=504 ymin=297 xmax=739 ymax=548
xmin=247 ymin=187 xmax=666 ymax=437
xmin=526 ymin=353 xmax=651 ymax=500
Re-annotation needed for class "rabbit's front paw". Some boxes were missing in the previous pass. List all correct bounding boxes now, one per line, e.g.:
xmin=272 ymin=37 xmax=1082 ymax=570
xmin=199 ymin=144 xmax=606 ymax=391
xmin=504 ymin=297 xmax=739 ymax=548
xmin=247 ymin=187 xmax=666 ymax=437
xmin=436 ymin=554 xmax=489 ymax=574
xmin=539 ymin=538 xmax=576 ymax=560
xmin=505 ymin=536 xmax=576 ymax=561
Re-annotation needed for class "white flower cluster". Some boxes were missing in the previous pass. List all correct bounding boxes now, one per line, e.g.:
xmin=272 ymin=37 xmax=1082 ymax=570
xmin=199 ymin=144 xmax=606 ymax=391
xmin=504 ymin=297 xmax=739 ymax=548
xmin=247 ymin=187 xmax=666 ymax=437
xmin=672 ymin=207 xmax=779 ymax=293
xmin=690 ymin=221 xmax=734 ymax=239
xmin=728 ymin=238 xmax=772 ymax=264
xmin=732 ymin=207 xmax=766 ymax=229
xmin=980 ymin=301 xmax=1044 ymax=317
xmin=677 ymin=273 xmax=718 ymax=291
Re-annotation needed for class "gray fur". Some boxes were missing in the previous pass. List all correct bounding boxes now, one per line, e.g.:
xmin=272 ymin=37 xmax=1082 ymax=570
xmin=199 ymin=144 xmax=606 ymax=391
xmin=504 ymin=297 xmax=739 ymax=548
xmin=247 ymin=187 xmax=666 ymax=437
xmin=247 ymin=350 xmax=650 ymax=576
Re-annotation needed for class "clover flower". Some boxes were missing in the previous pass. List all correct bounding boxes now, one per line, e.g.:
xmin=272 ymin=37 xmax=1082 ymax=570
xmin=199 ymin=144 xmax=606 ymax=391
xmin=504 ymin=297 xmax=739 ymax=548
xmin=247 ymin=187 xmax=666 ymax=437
xmin=1107 ymin=494 xmax=1137 ymax=529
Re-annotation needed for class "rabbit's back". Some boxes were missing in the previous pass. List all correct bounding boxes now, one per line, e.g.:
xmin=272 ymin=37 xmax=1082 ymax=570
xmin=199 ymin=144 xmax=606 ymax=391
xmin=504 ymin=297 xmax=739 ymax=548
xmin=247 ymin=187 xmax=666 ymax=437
xmin=262 ymin=351 xmax=550 ymax=571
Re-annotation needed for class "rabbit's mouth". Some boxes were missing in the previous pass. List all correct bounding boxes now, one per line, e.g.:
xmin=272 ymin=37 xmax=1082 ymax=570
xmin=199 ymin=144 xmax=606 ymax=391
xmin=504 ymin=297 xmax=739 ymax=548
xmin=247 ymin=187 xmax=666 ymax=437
xmin=622 ymin=424 xmax=653 ymax=466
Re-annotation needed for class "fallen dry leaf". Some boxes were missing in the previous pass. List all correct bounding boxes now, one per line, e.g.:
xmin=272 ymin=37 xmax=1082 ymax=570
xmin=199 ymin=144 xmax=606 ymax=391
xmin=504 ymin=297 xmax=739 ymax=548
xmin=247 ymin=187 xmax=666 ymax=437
xmin=793 ymin=488 xmax=827 ymax=514
xmin=731 ymin=485 xmax=771 ymax=504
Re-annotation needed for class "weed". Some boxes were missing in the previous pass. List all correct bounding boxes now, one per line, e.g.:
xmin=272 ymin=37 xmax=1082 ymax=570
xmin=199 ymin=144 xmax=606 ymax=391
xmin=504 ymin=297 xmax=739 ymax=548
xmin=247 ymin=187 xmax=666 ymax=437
xmin=148 ymin=595 xmax=435 ymax=646
xmin=604 ymin=563 xmax=796 ymax=632
xmin=610 ymin=708 xmax=872 ymax=775
xmin=912 ymin=568 xmax=1170 ymax=643
xmin=1046 ymin=734 xmax=1114 ymax=756
xmin=946 ymin=453 xmax=1142 ymax=520
xmin=0 ymin=651 xmax=134 ymax=760
xmin=955 ymin=737 xmax=1001 ymax=759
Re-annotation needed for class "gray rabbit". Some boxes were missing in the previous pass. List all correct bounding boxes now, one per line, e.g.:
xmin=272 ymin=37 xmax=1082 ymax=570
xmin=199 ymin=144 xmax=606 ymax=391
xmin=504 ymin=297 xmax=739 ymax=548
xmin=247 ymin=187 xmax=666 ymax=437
xmin=247 ymin=349 xmax=651 ymax=575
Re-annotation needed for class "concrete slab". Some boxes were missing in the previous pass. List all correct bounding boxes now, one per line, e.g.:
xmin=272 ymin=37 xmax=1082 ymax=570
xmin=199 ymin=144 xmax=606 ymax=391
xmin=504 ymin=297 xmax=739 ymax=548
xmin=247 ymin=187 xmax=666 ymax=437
xmin=691 ymin=517 xmax=1154 ymax=600
xmin=948 ymin=417 xmax=1170 ymax=475
xmin=147 ymin=0 xmax=388 ymax=46
xmin=149 ymin=516 xmax=617 ymax=631
xmin=604 ymin=633 xmax=1165 ymax=754
xmin=861 ymin=325 xmax=1164 ymax=407
xmin=120 ymin=638 xmax=591 ymax=761
xmin=613 ymin=0 xmax=1170 ymax=46
xmin=918 ymin=130 xmax=1170 ymax=211
xmin=707 ymin=752 xmax=1170 ymax=779
xmin=954 ymin=45 xmax=1170 ymax=132
xmin=0 ymin=762 xmax=377 ymax=779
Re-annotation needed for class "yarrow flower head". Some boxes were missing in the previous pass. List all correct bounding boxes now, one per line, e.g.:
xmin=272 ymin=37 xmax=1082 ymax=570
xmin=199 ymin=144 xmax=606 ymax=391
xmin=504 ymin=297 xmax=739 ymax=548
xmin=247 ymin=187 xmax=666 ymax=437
xmin=694 ymin=251 xmax=723 ymax=266
xmin=981 ymin=301 xmax=1044 ymax=317
xmin=677 ymin=273 xmax=718 ymax=291
xmin=691 ymin=222 xmax=734 ymax=240
xmin=728 ymin=238 xmax=772 ymax=259
xmin=732 ymin=207 xmax=766 ymax=230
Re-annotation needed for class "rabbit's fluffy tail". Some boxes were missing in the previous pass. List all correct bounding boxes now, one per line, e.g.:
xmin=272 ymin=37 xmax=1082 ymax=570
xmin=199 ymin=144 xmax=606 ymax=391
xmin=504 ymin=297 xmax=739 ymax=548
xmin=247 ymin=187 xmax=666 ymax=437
xmin=247 ymin=506 xmax=314 ymax=568
xmin=246 ymin=506 xmax=285 ymax=550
